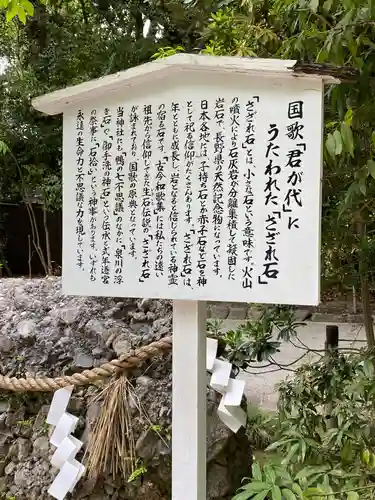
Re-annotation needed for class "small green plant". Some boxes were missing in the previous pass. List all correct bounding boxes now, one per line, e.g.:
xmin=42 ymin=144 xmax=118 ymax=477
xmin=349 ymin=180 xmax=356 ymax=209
xmin=246 ymin=404 xmax=276 ymax=450
xmin=233 ymin=462 xmax=372 ymax=499
xmin=149 ymin=424 xmax=162 ymax=433
xmin=220 ymin=305 xmax=304 ymax=375
xmin=151 ymin=45 xmax=185 ymax=60
xmin=207 ymin=318 xmax=224 ymax=337
xmin=40 ymin=422 xmax=50 ymax=434
xmin=127 ymin=459 xmax=147 ymax=483
xmin=16 ymin=419 xmax=33 ymax=427
xmin=149 ymin=423 xmax=171 ymax=442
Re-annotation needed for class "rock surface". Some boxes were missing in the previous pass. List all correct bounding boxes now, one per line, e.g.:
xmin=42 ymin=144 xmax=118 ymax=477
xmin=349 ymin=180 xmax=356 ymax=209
xmin=0 ymin=278 xmax=251 ymax=499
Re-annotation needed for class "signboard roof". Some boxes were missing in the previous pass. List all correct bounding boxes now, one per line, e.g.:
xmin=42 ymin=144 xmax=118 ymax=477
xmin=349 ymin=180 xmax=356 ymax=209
xmin=32 ymin=54 xmax=338 ymax=116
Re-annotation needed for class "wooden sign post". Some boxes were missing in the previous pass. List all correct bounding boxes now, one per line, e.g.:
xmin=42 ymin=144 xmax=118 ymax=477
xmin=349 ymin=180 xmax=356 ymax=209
xmin=33 ymin=54 xmax=336 ymax=499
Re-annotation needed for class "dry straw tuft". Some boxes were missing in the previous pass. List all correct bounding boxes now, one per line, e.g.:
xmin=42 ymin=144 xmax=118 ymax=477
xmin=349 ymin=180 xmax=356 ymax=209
xmin=85 ymin=374 xmax=137 ymax=480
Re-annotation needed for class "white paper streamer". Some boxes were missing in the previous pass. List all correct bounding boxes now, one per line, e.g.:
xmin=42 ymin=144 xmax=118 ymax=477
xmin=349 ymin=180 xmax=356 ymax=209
xmin=46 ymin=386 xmax=74 ymax=426
xmin=51 ymin=435 xmax=83 ymax=468
xmin=50 ymin=412 xmax=79 ymax=447
xmin=206 ymin=339 xmax=247 ymax=433
xmin=46 ymin=387 xmax=85 ymax=500
xmin=206 ymin=338 xmax=218 ymax=371
xmin=48 ymin=459 xmax=85 ymax=500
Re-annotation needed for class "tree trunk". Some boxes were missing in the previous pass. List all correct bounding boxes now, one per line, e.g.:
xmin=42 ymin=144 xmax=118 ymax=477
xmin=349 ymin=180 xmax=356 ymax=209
xmin=325 ymin=325 xmax=339 ymax=429
xmin=352 ymin=285 xmax=357 ymax=314
xmin=43 ymin=196 xmax=52 ymax=275
xmin=357 ymin=220 xmax=375 ymax=348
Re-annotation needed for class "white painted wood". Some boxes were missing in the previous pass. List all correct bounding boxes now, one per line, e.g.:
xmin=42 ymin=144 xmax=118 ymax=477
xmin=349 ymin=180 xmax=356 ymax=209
xmin=172 ymin=300 xmax=206 ymax=500
xmin=32 ymin=54 xmax=338 ymax=115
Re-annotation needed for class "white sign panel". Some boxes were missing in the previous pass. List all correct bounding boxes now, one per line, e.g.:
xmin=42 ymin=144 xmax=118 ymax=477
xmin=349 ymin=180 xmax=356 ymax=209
xmin=62 ymin=73 xmax=323 ymax=305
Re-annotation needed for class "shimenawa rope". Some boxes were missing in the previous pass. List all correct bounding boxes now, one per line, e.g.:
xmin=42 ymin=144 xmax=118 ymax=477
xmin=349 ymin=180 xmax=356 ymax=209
xmin=0 ymin=336 xmax=172 ymax=392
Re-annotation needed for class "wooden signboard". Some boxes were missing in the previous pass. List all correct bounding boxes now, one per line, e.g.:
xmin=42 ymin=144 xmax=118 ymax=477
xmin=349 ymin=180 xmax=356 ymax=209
xmin=33 ymin=54 xmax=335 ymax=500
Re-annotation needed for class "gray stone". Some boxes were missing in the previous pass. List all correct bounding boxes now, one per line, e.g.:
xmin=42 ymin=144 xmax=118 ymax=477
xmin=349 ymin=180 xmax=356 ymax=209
xmin=9 ymin=438 xmax=31 ymax=461
xmin=152 ymin=317 xmax=170 ymax=332
xmin=85 ymin=318 xmax=108 ymax=341
xmin=139 ymin=298 xmax=152 ymax=312
xmin=0 ymin=401 xmax=10 ymax=413
xmin=135 ymin=429 xmax=163 ymax=461
xmin=33 ymin=406 xmax=50 ymax=434
xmin=131 ymin=323 xmax=153 ymax=335
xmin=104 ymin=483 xmax=115 ymax=495
xmin=112 ymin=336 xmax=132 ymax=357
xmin=33 ymin=437 xmax=50 ymax=456
xmin=81 ymin=401 xmax=101 ymax=447
xmin=131 ymin=311 xmax=148 ymax=323
xmin=59 ymin=307 xmax=81 ymax=324
xmin=94 ymin=357 xmax=110 ymax=367
xmin=247 ymin=307 xmax=264 ymax=320
xmin=17 ymin=319 xmax=36 ymax=338
xmin=0 ymin=477 xmax=7 ymax=493
xmin=92 ymin=347 xmax=105 ymax=358
xmin=136 ymin=376 xmax=153 ymax=388
xmin=14 ymin=467 xmax=29 ymax=487
xmin=227 ymin=306 xmax=247 ymax=320
xmin=210 ymin=304 xmax=230 ymax=319
xmin=73 ymin=352 xmax=94 ymax=369
xmin=4 ymin=461 xmax=16 ymax=476
xmin=0 ymin=336 xmax=14 ymax=353
xmin=207 ymin=463 xmax=230 ymax=498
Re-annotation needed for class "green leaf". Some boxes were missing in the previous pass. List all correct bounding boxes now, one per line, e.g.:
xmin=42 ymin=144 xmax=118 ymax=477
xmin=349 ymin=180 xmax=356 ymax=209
xmin=322 ymin=0 xmax=333 ymax=12
xmin=232 ymin=491 xmax=253 ymax=500
xmin=18 ymin=6 xmax=26 ymax=23
xmin=310 ymin=0 xmax=319 ymax=12
xmin=325 ymin=133 xmax=335 ymax=158
xmin=0 ymin=140 xmax=9 ymax=155
xmin=5 ymin=6 xmax=16 ymax=21
xmin=282 ymin=443 xmax=299 ymax=465
xmin=303 ymin=486 xmax=326 ymax=497
xmin=253 ymin=491 xmax=269 ymax=500
xmin=333 ymin=130 xmax=343 ymax=155
xmin=295 ymin=466 xmax=329 ymax=481
xmin=23 ymin=0 xmax=34 ymax=16
xmin=367 ymin=160 xmax=375 ymax=180
xmin=252 ymin=462 xmax=263 ymax=481
xmin=264 ymin=464 xmax=276 ymax=484
xmin=243 ymin=482 xmax=271 ymax=494
xmin=363 ymin=359 xmax=374 ymax=377
xmin=347 ymin=492 xmax=359 ymax=500
xmin=328 ymin=469 xmax=346 ymax=477
xmin=282 ymin=489 xmax=297 ymax=500
xmin=344 ymin=108 xmax=353 ymax=126
xmin=265 ymin=440 xmax=288 ymax=452
xmin=127 ymin=464 xmax=147 ymax=482
xmin=272 ymin=466 xmax=292 ymax=482
xmin=340 ymin=122 xmax=354 ymax=157
xmin=271 ymin=485 xmax=282 ymax=500
xmin=372 ymin=131 xmax=375 ymax=147
xmin=292 ymin=483 xmax=304 ymax=498
xmin=358 ymin=177 xmax=367 ymax=196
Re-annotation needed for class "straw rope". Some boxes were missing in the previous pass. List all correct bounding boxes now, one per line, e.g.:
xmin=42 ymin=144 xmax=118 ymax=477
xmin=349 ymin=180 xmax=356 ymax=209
xmin=0 ymin=336 xmax=172 ymax=392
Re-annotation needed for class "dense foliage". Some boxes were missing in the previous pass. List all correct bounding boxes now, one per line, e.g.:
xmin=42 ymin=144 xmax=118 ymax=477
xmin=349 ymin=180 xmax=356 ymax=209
xmin=1 ymin=0 xmax=375 ymax=312
xmin=217 ymin=310 xmax=375 ymax=500
xmin=234 ymin=352 xmax=375 ymax=499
